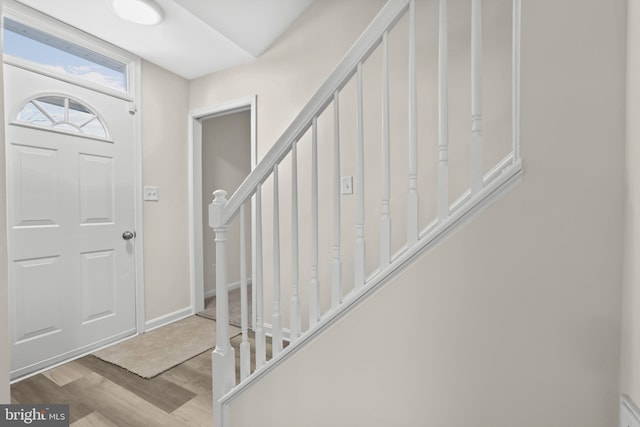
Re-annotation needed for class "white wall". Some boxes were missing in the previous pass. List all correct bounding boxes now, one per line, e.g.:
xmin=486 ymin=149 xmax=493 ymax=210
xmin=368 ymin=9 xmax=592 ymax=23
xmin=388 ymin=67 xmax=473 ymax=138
xmin=222 ymin=0 xmax=626 ymax=425
xmin=0 ymin=0 xmax=10 ymax=403
xmin=202 ymin=111 xmax=251 ymax=294
xmin=141 ymin=61 xmax=192 ymax=323
xmin=622 ymin=0 xmax=640 ymax=407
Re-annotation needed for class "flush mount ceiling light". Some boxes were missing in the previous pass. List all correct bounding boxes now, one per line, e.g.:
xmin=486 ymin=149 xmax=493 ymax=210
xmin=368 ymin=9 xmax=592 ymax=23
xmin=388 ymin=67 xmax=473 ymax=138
xmin=110 ymin=0 xmax=164 ymax=26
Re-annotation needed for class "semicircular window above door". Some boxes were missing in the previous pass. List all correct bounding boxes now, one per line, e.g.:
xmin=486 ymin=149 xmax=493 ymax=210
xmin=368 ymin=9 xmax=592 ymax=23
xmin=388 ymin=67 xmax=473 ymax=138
xmin=16 ymin=95 xmax=109 ymax=139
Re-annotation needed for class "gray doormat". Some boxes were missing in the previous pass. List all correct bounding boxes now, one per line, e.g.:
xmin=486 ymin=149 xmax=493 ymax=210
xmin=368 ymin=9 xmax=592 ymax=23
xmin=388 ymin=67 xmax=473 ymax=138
xmin=93 ymin=315 xmax=240 ymax=378
xmin=198 ymin=286 xmax=252 ymax=328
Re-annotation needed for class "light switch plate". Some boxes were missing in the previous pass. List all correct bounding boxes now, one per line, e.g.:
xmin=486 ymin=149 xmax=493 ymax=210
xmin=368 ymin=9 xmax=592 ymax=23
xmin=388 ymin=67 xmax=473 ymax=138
xmin=341 ymin=176 xmax=353 ymax=195
xmin=144 ymin=186 xmax=159 ymax=201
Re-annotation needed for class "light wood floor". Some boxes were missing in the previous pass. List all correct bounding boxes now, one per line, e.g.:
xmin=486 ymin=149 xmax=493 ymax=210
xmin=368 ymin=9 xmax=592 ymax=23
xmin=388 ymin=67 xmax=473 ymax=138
xmin=11 ymin=327 xmax=271 ymax=426
xmin=11 ymin=350 xmax=214 ymax=427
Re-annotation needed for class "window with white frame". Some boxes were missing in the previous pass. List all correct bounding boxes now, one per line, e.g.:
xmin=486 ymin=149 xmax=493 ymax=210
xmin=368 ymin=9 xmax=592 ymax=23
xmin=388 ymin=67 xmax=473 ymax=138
xmin=2 ymin=17 xmax=128 ymax=94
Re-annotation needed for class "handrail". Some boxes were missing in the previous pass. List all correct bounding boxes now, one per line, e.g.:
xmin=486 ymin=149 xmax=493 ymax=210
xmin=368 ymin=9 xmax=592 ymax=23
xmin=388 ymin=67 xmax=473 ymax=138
xmin=221 ymin=0 xmax=411 ymax=226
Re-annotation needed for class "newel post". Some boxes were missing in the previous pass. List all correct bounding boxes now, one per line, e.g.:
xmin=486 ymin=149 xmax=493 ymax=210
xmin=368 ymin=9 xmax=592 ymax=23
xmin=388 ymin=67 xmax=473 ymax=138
xmin=209 ymin=190 xmax=235 ymax=427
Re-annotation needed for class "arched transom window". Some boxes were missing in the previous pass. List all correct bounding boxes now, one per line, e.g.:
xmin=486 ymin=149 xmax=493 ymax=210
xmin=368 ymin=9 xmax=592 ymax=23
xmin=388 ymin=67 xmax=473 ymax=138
xmin=17 ymin=95 xmax=108 ymax=139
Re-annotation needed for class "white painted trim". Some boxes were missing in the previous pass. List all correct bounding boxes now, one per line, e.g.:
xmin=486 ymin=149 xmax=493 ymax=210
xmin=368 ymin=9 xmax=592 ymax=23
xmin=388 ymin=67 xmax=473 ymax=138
xmin=188 ymin=96 xmax=257 ymax=316
xmin=219 ymin=160 xmax=523 ymax=415
xmin=188 ymin=116 xmax=203 ymax=313
xmin=144 ymin=307 xmax=193 ymax=333
xmin=263 ymin=323 xmax=291 ymax=343
xmin=204 ymin=279 xmax=252 ymax=299
xmin=622 ymin=395 xmax=640 ymax=427
xmin=133 ymin=57 xmax=145 ymax=334
xmin=8 ymin=120 xmax=113 ymax=143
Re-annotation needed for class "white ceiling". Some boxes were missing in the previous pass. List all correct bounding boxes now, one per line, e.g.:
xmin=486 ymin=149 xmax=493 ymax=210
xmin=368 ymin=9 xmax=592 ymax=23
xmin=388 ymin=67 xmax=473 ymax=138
xmin=14 ymin=0 xmax=314 ymax=80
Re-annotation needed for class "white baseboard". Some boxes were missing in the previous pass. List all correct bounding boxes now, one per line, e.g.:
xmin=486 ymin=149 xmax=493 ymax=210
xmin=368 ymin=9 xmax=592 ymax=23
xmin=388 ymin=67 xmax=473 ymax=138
xmin=263 ymin=322 xmax=291 ymax=342
xmin=204 ymin=280 xmax=251 ymax=299
xmin=144 ymin=306 xmax=193 ymax=332
xmin=622 ymin=394 xmax=640 ymax=427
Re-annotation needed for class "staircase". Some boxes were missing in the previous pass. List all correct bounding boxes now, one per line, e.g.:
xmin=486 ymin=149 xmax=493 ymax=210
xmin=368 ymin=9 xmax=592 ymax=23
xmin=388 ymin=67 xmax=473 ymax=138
xmin=208 ymin=0 xmax=522 ymax=425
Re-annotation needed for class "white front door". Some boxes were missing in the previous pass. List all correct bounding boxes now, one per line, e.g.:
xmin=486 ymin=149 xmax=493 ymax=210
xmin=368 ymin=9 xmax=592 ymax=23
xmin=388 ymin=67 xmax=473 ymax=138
xmin=4 ymin=64 xmax=137 ymax=379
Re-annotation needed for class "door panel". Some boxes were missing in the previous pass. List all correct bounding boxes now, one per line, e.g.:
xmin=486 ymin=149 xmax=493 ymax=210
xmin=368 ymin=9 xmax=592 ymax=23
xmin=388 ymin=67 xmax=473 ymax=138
xmin=79 ymin=154 xmax=114 ymax=225
xmin=13 ymin=256 xmax=62 ymax=343
xmin=11 ymin=144 xmax=59 ymax=227
xmin=4 ymin=64 xmax=137 ymax=379
xmin=80 ymin=249 xmax=116 ymax=324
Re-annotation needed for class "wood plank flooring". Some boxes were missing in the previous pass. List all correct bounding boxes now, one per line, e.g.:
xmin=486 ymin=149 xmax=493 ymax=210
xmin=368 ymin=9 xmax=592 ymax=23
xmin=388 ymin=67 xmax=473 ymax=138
xmin=10 ymin=325 xmax=277 ymax=426
xmin=11 ymin=352 xmax=213 ymax=427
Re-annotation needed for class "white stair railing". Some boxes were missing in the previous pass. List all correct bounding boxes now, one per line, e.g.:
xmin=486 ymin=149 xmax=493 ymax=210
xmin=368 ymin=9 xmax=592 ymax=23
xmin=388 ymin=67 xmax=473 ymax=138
xmin=209 ymin=0 xmax=522 ymax=425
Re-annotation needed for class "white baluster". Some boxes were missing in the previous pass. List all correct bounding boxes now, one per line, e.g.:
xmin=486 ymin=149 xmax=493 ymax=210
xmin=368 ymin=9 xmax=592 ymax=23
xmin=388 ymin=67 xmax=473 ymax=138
xmin=251 ymin=198 xmax=256 ymax=331
xmin=254 ymin=185 xmax=266 ymax=368
xmin=380 ymin=31 xmax=391 ymax=268
xmin=272 ymin=165 xmax=283 ymax=355
xmin=513 ymin=0 xmax=521 ymax=161
xmin=407 ymin=0 xmax=419 ymax=247
xmin=290 ymin=141 xmax=300 ymax=341
xmin=210 ymin=190 xmax=236 ymax=427
xmin=438 ymin=0 xmax=449 ymax=221
xmin=310 ymin=117 xmax=320 ymax=327
xmin=471 ymin=0 xmax=484 ymax=195
xmin=355 ymin=62 xmax=366 ymax=289
xmin=239 ymin=204 xmax=250 ymax=381
xmin=332 ymin=91 xmax=342 ymax=309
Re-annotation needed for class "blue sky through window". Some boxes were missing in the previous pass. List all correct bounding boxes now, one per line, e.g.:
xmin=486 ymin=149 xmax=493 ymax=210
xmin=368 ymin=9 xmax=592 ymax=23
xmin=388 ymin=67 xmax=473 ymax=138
xmin=3 ymin=18 xmax=127 ymax=92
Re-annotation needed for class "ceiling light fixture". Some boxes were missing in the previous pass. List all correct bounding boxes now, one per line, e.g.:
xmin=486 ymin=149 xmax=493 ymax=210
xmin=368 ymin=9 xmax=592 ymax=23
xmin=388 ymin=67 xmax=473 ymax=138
xmin=110 ymin=0 xmax=164 ymax=26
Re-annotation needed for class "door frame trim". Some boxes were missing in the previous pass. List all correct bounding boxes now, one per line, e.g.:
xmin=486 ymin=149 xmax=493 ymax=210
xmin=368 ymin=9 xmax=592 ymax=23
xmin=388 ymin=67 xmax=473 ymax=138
xmin=132 ymin=58 xmax=145 ymax=334
xmin=188 ymin=95 xmax=257 ymax=315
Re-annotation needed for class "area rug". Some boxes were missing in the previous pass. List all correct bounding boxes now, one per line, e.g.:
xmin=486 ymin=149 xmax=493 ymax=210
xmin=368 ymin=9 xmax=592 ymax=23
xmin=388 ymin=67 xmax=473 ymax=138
xmin=198 ymin=285 xmax=252 ymax=328
xmin=93 ymin=315 xmax=240 ymax=378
